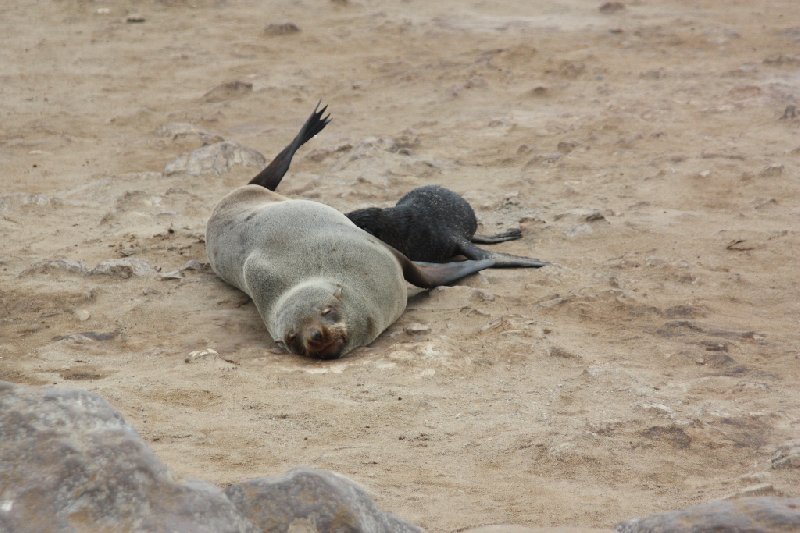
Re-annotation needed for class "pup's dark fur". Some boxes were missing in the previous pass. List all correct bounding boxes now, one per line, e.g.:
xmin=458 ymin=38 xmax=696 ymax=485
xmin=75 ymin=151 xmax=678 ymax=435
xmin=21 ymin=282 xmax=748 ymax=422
xmin=347 ymin=185 xmax=547 ymax=268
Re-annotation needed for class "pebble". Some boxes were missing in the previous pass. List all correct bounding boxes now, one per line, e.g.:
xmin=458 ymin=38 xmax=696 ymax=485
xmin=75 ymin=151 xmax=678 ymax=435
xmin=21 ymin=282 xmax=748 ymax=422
xmin=771 ymin=442 xmax=800 ymax=469
xmin=728 ymin=483 xmax=780 ymax=498
xmin=760 ymin=164 xmax=784 ymax=177
xmin=90 ymin=258 xmax=156 ymax=279
xmin=599 ymin=2 xmax=625 ymax=13
xmin=158 ymin=270 xmax=183 ymax=280
xmin=202 ymin=81 xmax=253 ymax=103
xmin=264 ymin=22 xmax=301 ymax=36
xmin=74 ymin=310 xmax=91 ymax=322
xmin=164 ymin=141 xmax=266 ymax=177
xmin=21 ymin=259 xmax=88 ymax=276
xmin=404 ymin=323 xmax=430 ymax=336
xmin=157 ymin=122 xmax=224 ymax=144
xmin=565 ymin=223 xmax=593 ymax=238
xmin=185 ymin=348 xmax=219 ymax=363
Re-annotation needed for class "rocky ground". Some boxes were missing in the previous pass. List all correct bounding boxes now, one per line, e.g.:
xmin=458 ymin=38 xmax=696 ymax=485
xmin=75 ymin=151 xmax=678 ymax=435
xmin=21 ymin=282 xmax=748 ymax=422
xmin=1 ymin=0 xmax=799 ymax=530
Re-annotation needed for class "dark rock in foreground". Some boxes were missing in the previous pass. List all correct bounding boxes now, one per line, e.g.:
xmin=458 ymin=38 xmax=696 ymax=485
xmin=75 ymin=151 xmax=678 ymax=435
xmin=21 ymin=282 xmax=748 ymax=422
xmin=0 ymin=380 xmax=419 ymax=533
xmin=616 ymin=497 xmax=800 ymax=532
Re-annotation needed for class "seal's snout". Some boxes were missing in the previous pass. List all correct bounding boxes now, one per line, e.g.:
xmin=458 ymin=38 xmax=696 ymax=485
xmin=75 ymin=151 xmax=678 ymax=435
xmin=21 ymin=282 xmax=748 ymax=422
xmin=303 ymin=325 xmax=347 ymax=360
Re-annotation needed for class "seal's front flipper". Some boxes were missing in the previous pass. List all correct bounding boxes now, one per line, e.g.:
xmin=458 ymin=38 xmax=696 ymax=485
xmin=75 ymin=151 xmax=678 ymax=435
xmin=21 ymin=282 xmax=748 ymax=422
xmin=471 ymin=228 xmax=522 ymax=244
xmin=458 ymin=241 xmax=548 ymax=269
xmin=385 ymin=244 xmax=493 ymax=288
xmin=250 ymin=102 xmax=331 ymax=191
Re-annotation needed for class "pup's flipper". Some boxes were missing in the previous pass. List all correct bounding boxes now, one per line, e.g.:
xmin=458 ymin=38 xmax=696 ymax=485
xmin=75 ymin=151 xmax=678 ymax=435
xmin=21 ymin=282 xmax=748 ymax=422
xmin=458 ymin=241 xmax=549 ymax=269
xmin=249 ymin=103 xmax=331 ymax=191
xmin=471 ymin=228 xmax=522 ymax=244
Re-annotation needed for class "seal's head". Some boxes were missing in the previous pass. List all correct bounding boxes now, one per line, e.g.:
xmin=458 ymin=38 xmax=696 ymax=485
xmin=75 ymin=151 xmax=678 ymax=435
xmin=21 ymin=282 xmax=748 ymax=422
xmin=270 ymin=279 xmax=349 ymax=359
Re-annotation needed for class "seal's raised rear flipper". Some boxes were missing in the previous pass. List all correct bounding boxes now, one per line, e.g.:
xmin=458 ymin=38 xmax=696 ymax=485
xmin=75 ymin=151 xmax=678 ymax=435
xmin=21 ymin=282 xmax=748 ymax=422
xmin=458 ymin=240 xmax=549 ymax=269
xmin=471 ymin=228 xmax=522 ymax=244
xmin=250 ymin=102 xmax=331 ymax=191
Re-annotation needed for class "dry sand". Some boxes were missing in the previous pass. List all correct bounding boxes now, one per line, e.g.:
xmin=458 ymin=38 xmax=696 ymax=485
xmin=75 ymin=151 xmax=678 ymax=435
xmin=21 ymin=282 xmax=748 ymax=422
xmin=1 ymin=0 xmax=799 ymax=530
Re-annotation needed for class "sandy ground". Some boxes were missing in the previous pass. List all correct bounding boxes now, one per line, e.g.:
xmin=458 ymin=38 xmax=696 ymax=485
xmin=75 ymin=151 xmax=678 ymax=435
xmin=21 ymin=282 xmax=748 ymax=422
xmin=2 ymin=0 xmax=799 ymax=530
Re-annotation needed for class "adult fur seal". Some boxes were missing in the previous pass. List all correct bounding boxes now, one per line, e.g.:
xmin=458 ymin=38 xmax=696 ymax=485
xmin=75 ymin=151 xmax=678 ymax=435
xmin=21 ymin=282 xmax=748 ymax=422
xmin=206 ymin=105 xmax=494 ymax=359
xmin=346 ymin=185 xmax=548 ymax=267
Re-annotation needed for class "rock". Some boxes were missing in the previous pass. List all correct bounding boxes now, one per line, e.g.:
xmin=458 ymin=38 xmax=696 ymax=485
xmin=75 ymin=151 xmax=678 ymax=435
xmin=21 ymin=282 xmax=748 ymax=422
xmin=185 ymin=348 xmax=219 ymax=363
xmin=264 ymin=22 xmax=301 ymax=36
xmin=557 ymin=140 xmax=578 ymax=153
xmin=182 ymin=259 xmax=211 ymax=272
xmin=0 ymin=380 xmax=419 ymax=532
xmin=202 ymin=81 xmax=253 ymax=103
xmin=780 ymin=105 xmax=797 ymax=120
xmin=617 ymin=497 xmax=800 ymax=532
xmin=74 ymin=309 xmax=91 ymax=322
xmin=549 ymin=345 xmax=580 ymax=359
xmin=125 ymin=14 xmax=146 ymax=23
xmin=404 ymin=323 xmax=431 ymax=336
xmin=565 ymin=223 xmax=593 ymax=238
xmin=599 ymin=2 xmax=625 ymax=13
xmin=21 ymin=259 xmax=88 ymax=276
xmin=760 ymin=164 xmax=784 ymax=177
xmin=225 ymin=469 xmax=420 ymax=533
xmin=157 ymin=122 xmax=224 ymax=144
xmin=158 ymin=270 xmax=183 ymax=280
xmin=771 ymin=442 xmax=800 ymax=469
xmin=164 ymin=141 xmax=266 ymax=177
xmin=90 ymin=258 xmax=156 ymax=279
xmin=729 ymin=484 xmax=781 ymax=498
xmin=470 ymin=289 xmax=496 ymax=302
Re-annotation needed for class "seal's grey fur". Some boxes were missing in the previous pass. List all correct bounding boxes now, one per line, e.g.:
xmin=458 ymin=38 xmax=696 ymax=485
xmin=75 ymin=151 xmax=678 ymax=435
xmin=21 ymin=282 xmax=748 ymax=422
xmin=207 ymin=185 xmax=406 ymax=358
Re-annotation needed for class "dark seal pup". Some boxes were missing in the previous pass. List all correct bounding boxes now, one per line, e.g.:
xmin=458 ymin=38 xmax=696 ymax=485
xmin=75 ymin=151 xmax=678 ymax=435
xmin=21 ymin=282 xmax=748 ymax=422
xmin=346 ymin=185 xmax=548 ymax=267
xmin=206 ymin=105 xmax=494 ymax=359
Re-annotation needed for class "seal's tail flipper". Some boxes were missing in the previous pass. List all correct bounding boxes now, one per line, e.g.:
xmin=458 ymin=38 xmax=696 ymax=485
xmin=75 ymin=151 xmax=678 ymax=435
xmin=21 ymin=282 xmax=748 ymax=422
xmin=249 ymin=102 xmax=331 ymax=191
xmin=471 ymin=228 xmax=522 ymax=244
xmin=458 ymin=241 xmax=548 ymax=269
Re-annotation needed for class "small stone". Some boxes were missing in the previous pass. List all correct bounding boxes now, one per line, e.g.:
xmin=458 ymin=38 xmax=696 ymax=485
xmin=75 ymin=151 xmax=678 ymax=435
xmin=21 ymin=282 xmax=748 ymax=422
xmin=780 ymin=105 xmax=797 ymax=120
xmin=74 ymin=310 xmax=91 ymax=322
xmin=125 ymin=14 xmax=146 ymax=23
xmin=158 ymin=270 xmax=183 ymax=280
xmin=729 ymin=483 xmax=780 ymax=498
xmin=565 ymin=223 xmax=593 ymax=238
xmin=264 ymin=22 xmax=301 ymax=36
xmin=584 ymin=210 xmax=606 ymax=222
xmin=404 ymin=323 xmax=430 ymax=336
xmin=699 ymin=169 xmax=712 ymax=178
xmin=95 ymin=7 xmax=111 ymax=15
xmin=557 ymin=141 xmax=578 ymax=153
xmin=760 ymin=164 xmax=784 ymax=177
xmin=21 ymin=259 xmax=88 ymax=276
xmin=164 ymin=141 xmax=266 ymax=177
xmin=771 ymin=442 xmax=800 ymax=469
xmin=202 ymin=81 xmax=253 ymax=103
xmin=549 ymin=345 xmax=580 ymax=359
xmin=599 ymin=2 xmax=625 ymax=14
xmin=182 ymin=259 xmax=210 ymax=272
xmin=90 ymin=258 xmax=156 ymax=279
xmin=157 ymin=123 xmax=224 ymax=144
xmin=470 ymin=289 xmax=496 ymax=302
